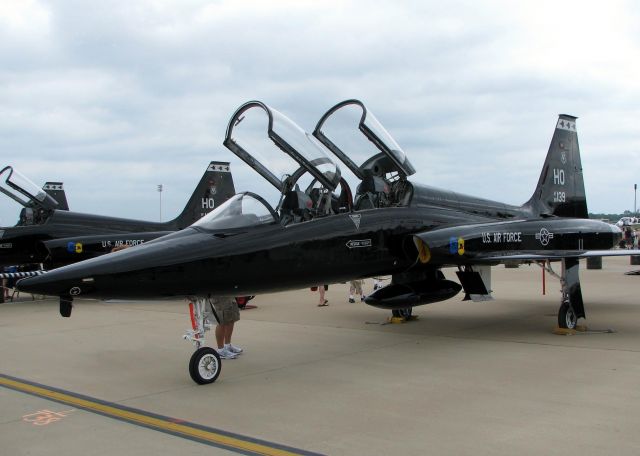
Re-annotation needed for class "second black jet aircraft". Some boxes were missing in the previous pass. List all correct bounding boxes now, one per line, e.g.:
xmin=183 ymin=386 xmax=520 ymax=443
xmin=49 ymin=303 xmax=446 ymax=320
xmin=0 ymin=161 xmax=235 ymax=269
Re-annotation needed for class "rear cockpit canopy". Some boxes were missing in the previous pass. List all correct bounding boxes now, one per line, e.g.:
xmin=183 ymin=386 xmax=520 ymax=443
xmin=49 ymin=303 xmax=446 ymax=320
xmin=313 ymin=100 xmax=415 ymax=209
xmin=313 ymin=99 xmax=415 ymax=180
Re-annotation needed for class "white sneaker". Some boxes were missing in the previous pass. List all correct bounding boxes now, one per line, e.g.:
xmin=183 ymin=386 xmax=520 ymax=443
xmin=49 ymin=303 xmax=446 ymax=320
xmin=226 ymin=343 xmax=243 ymax=354
xmin=217 ymin=347 xmax=237 ymax=359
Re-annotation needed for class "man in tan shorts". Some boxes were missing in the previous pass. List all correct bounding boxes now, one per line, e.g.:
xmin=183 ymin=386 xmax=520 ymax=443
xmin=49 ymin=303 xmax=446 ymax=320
xmin=210 ymin=297 xmax=243 ymax=359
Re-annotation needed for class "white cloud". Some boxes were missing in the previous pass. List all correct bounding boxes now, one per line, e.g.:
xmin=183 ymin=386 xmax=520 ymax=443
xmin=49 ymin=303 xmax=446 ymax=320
xmin=0 ymin=0 xmax=51 ymax=37
xmin=1 ymin=0 xmax=640 ymax=227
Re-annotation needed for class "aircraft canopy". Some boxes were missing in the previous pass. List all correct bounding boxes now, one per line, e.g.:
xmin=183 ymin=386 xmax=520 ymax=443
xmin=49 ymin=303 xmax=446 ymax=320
xmin=192 ymin=192 xmax=277 ymax=230
xmin=224 ymin=101 xmax=341 ymax=195
xmin=313 ymin=99 xmax=416 ymax=179
xmin=0 ymin=165 xmax=58 ymax=210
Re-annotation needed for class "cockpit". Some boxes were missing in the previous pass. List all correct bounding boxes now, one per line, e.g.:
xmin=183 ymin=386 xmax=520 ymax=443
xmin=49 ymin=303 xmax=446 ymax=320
xmin=223 ymin=99 xmax=415 ymax=226
xmin=314 ymin=99 xmax=415 ymax=211
xmin=0 ymin=165 xmax=58 ymax=226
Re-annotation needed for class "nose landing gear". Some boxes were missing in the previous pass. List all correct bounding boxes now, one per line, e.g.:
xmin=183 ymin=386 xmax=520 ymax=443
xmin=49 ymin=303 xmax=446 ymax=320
xmin=183 ymin=297 xmax=221 ymax=384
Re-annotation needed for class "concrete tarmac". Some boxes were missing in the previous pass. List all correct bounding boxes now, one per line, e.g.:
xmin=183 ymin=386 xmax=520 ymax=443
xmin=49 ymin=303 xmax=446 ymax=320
xmin=1 ymin=256 xmax=639 ymax=455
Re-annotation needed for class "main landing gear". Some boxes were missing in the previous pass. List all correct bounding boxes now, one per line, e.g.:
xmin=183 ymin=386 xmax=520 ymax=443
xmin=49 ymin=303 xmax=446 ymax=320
xmin=558 ymin=301 xmax=578 ymax=330
xmin=542 ymin=258 xmax=586 ymax=330
xmin=391 ymin=307 xmax=413 ymax=319
xmin=183 ymin=297 xmax=221 ymax=385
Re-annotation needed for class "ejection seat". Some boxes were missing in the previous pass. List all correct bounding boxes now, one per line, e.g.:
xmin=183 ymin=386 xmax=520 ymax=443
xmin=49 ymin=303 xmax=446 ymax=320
xmin=354 ymin=170 xmax=390 ymax=210
xmin=280 ymin=189 xmax=313 ymax=225
xmin=19 ymin=207 xmax=34 ymax=226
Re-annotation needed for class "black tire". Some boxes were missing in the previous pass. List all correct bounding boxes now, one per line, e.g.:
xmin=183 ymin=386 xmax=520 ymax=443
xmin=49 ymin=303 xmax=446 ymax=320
xmin=189 ymin=347 xmax=221 ymax=385
xmin=392 ymin=307 xmax=413 ymax=319
xmin=558 ymin=302 xmax=577 ymax=329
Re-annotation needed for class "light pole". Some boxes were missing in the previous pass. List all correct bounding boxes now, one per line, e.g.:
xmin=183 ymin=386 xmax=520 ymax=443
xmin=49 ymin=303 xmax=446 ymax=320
xmin=635 ymin=184 xmax=637 ymax=218
xmin=157 ymin=184 xmax=163 ymax=222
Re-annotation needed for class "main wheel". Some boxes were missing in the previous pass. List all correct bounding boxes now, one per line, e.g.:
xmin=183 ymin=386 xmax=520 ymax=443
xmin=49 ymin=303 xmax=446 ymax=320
xmin=392 ymin=307 xmax=413 ymax=319
xmin=189 ymin=347 xmax=221 ymax=384
xmin=558 ymin=302 xmax=577 ymax=329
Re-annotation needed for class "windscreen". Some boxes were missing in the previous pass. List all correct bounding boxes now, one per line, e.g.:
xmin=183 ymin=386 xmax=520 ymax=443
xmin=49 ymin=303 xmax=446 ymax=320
xmin=193 ymin=193 xmax=276 ymax=230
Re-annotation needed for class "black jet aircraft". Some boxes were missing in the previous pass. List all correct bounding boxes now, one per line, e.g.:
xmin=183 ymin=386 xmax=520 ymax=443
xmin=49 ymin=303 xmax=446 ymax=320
xmin=18 ymin=100 xmax=634 ymax=385
xmin=0 ymin=161 xmax=235 ymax=269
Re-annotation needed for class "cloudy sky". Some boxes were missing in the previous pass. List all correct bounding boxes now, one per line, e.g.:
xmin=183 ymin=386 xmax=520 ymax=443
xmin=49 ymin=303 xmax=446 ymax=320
xmin=1 ymin=0 xmax=639 ymax=226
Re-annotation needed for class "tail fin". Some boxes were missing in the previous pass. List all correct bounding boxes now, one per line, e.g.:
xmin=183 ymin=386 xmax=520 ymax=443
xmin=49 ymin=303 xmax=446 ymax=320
xmin=524 ymin=115 xmax=588 ymax=218
xmin=42 ymin=182 xmax=69 ymax=210
xmin=172 ymin=161 xmax=236 ymax=229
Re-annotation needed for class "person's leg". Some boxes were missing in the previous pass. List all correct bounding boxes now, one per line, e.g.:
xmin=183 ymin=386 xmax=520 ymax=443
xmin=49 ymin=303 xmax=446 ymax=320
xmin=224 ymin=322 xmax=234 ymax=345
xmin=215 ymin=323 xmax=225 ymax=349
xmin=319 ymin=286 xmax=326 ymax=304
xmin=224 ymin=302 xmax=243 ymax=353
xmin=225 ymin=323 xmax=244 ymax=353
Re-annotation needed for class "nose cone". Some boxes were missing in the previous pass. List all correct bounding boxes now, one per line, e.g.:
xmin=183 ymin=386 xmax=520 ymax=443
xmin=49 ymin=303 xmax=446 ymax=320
xmin=17 ymin=228 xmax=212 ymax=299
xmin=16 ymin=270 xmax=79 ymax=297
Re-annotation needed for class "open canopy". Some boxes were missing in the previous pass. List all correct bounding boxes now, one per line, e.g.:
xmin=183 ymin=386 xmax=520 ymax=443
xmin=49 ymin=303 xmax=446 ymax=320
xmin=223 ymin=101 xmax=341 ymax=195
xmin=313 ymin=99 xmax=416 ymax=179
xmin=0 ymin=165 xmax=58 ymax=210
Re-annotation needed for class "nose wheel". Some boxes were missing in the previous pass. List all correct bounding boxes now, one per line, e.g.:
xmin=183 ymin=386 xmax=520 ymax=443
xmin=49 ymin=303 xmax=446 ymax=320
xmin=184 ymin=298 xmax=222 ymax=384
xmin=189 ymin=347 xmax=221 ymax=384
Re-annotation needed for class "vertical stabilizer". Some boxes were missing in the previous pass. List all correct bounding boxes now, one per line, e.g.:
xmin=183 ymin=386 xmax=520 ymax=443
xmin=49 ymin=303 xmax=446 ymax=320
xmin=43 ymin=182 xmax=69 ymax=210
xmin=172 ymin=161 xmax=236 ymax=229
xmin=524 ymin=115 xmax=588 ymax=218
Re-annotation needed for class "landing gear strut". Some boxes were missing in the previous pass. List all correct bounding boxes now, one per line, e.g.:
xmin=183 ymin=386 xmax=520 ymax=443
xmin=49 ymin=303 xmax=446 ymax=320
xmin=183 ymin=297 xmax=221 ymax=384
xmin=391 ymin=307 xmax=413 ymax=319
xmin=543 ymin=258 xmax=585 ymax=329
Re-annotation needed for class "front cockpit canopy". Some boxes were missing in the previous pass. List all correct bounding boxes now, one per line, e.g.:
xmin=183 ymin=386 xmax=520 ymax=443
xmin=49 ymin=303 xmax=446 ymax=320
xmin=193 ymin=192 xmax=277 ymax=231
xmin=224 ymin=101 xmax=341 ymax=196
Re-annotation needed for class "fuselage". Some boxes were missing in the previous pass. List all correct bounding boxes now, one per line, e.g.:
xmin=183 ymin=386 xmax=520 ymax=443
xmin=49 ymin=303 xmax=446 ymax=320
xmin=16 ymin=183 xmax=621 ymax=300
